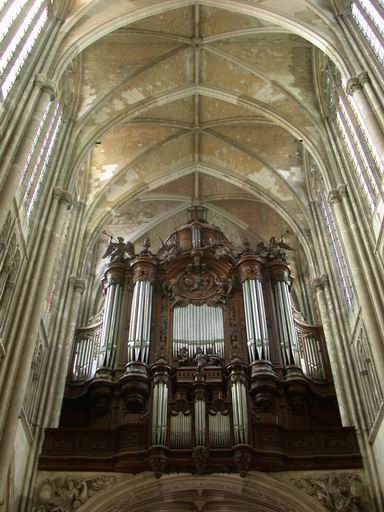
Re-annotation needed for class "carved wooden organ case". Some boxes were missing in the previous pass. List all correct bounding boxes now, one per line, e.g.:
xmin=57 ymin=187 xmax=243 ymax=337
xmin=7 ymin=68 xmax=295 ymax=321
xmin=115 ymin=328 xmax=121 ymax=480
xmin=41 ymin=211 xmax=361 ymax=476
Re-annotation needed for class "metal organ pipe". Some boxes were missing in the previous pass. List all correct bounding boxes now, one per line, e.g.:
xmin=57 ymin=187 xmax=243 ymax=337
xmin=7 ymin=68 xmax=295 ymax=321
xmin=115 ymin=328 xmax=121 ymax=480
xmin=242 ymin=276 xmax=270 ymax=362
xmin=195 ymin=399 xmax=206 ymax=446
xmin=98 ymin=267 xmax=124 ymax=370
xmin=128 ymin=277 xmax=154 ymax=364
xmin=172 ymin=304 xmax=224 ymax=358
xmin=272 ymin=272 xmax=299 ymax=367
xmin=229 ymin=363 xmax=249 ymax=445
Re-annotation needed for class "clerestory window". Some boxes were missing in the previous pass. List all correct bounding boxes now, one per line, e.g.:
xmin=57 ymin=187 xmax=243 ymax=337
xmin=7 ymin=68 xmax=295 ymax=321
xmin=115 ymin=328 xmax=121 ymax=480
xmin=19 ymin=99 xmax=62 ymax=220
xmin=0 ymin=0 xmax=48 ymax=99
xmin=351 ymin=0 xmax=384 ymax=64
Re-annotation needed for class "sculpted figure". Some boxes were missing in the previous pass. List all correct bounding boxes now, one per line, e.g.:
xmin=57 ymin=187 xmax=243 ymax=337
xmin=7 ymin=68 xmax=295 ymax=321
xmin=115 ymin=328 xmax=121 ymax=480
xmin=102 ymin=233 xmax=135 ymax=263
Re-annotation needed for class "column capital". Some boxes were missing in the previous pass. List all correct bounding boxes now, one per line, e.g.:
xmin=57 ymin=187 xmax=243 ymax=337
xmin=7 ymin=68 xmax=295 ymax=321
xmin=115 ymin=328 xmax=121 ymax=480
xmin=357 ymin=70 xmax=371 ymax=87
xmin=53 ymin=187 xmax=73 ymax=209
xmin=69 ymin=275 xmax=85 ymax=294
xmin=328 ymin=187 xmax=344 ymax=205
xmin=312 ymin=274 xmax=329 ymax=292
xmin=345 ymin=76 xmax=362 ymax=96
xmin=35 ymin=74 xmax=58 ymax=101
xmin=311 ymin=277 xmax=324 ymax=292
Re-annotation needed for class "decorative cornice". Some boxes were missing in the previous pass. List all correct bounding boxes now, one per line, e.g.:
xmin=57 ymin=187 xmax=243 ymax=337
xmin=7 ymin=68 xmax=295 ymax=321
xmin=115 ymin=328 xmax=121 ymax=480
xmin=35 ymin=74 xmax=58 ymax=101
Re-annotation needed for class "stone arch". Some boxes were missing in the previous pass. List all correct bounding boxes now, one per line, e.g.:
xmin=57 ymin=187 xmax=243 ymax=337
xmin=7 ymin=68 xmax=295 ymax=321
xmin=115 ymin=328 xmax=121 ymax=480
xmin=77 ymin=472 xmax=327 ymax=512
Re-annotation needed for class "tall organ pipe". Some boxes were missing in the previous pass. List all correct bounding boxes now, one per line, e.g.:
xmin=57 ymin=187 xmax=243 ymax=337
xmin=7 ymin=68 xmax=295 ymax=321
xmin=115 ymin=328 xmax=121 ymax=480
xmin=271 ymin=263 xmax=299 ymax=367
xmin=151 ymin=362 xmax=171 ymax=446
xmin=228 ymin=362 xmax=249 ymax=445
xmin=99 ymin=265 xmax=125 ymax=370
xmin=241 ymin=274 xmax=270 ymax=362
xmin=172 ymin=304 xmax=225 ymax=358
xmin=127 ymin=265 xmax=155 ymax=364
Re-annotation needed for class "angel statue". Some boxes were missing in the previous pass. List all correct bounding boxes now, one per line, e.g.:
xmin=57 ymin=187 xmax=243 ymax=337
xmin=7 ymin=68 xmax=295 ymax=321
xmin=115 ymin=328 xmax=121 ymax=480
xmin=256 ymin=231 xmax=293 ymax=261
xmin=102 ymin=232 xmax=135 ymax=263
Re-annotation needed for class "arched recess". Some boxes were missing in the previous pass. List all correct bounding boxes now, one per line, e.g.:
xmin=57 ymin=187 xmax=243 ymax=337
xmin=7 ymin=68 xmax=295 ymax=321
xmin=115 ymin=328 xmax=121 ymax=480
xmin=76 ymin=472 xmax=328 ymax=512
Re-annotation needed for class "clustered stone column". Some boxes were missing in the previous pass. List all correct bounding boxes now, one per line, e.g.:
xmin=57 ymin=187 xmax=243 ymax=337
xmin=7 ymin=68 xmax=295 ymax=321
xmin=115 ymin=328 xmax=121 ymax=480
xmin=312 ymin=275 xmax=351 ymax=426
xmin=0 ymin=187 xmax=72 ymax=504
xmin=0 ymin=74 xmax=58 ymax=230
xmin=328 ymin=185 xmax=384 ymax=396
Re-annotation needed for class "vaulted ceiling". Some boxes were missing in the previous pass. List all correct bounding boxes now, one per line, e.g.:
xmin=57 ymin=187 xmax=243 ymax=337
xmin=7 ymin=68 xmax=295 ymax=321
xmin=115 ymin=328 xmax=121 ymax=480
xmin=53 ymin=1 xmax=347 ymax=278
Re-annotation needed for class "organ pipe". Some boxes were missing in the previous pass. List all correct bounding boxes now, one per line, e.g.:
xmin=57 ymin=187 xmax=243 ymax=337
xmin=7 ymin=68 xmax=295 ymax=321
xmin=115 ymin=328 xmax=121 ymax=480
xmin=172 ymin=304 xmax=224 ymax=358
xmin=272 ymin=272 xmax=299 ymax=366
xmin=229 ymin=362 xmax=249 ymax=445
xmin=242 ymin=278 xmax=270 ymax=362
xmin=98 ymin=267 xmax=124 ymax=369
xmin=128 ymin=278 xmax=154 ymax=363
xmin=152 ymin=378 xmax=168 ymax=445
xmin=195 ymin=399 xmax=206 ymax=446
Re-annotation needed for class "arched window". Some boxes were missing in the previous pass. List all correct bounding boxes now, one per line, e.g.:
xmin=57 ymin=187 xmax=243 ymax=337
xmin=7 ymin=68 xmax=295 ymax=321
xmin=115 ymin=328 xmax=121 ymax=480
xmin=351 ymin=0 xmax=384 ymax=64
xmin=0 ymin=0 xmax=48 ymax=100
xmin=18 ymin=99 xmax=62 ymax=220
xmin=321 ymin=56 xmax=382 ymax=216
xmin=310 ymin=160 xmax=354 ymax=310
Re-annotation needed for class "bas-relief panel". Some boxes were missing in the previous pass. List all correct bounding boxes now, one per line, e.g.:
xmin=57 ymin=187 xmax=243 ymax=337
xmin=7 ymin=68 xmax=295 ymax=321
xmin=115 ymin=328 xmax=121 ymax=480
xmin=32 ymin=470 xmax=370 ymax=512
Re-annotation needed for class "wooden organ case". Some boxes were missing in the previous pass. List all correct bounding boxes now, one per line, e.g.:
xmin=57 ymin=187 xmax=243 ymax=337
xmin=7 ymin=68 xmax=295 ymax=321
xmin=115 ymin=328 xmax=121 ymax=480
xmin=40 ymin=209 xmax=361 ymax=476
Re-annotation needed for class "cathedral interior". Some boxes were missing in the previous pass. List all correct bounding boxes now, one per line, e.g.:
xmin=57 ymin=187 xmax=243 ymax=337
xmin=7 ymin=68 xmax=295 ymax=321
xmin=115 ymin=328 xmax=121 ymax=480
xmin=0 ymin=1 xmax=383 ymax=511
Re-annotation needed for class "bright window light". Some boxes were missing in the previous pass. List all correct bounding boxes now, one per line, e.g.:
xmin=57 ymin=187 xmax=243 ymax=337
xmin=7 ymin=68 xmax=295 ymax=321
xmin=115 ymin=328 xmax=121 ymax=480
xmin=0 ymin=0 xmax=29 ymax=41
xmin=1 ymin=1 xmax=47 ymax=99
xmin=352 ymin=2 xmax=384 ymax=63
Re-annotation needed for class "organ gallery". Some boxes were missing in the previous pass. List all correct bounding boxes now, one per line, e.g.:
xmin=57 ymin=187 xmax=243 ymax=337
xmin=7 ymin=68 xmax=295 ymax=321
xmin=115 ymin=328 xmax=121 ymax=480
xmin=39 ymin=208 xmax=361 ymax=477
